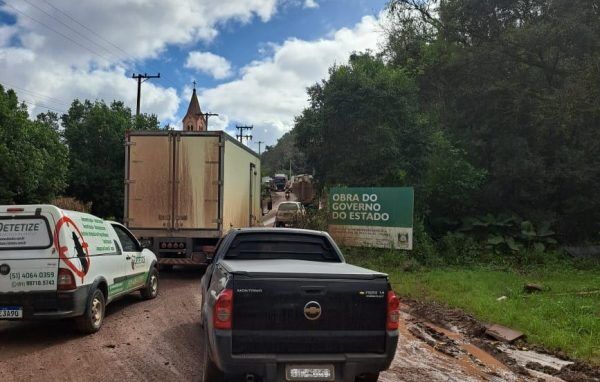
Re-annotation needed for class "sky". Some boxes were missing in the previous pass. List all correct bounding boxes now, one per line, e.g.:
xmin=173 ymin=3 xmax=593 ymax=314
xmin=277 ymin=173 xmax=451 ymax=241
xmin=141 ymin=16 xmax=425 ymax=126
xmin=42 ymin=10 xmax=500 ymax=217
xmin=0 ymin=0 xmax=388 ymax=149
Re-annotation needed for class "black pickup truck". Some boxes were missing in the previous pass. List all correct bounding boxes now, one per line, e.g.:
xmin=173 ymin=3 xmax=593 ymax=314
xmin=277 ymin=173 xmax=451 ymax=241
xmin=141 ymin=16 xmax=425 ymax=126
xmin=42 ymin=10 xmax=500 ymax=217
xmin=199 ymin=228 xmax=399 ymax=382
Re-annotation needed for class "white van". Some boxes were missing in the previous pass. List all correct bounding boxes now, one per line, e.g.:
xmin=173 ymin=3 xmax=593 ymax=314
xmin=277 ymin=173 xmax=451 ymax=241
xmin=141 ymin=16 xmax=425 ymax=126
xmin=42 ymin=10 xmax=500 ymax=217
xmin=0 ymin=205 xmax=159 ymax=333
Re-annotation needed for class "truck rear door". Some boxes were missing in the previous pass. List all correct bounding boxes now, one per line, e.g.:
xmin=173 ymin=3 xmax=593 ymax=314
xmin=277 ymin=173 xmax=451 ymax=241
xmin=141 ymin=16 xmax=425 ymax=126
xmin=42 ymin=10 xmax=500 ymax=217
xmin=126 ymin=134 xmax=174 ymax=230
xmin=174 ymin=135 xmax=220 ymax=230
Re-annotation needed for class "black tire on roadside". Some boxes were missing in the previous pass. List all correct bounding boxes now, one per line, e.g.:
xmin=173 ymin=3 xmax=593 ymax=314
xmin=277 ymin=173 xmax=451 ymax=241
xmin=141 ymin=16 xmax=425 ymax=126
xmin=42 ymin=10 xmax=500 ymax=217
xmin=140 ymin=267 xmax=159 ymax=300
xmin=75 ymin=288 xmax=106 ymax=334
xmin=201 ymin=325 xmax=224 ymax=382
xmin=355 ymin=373 xmax=380 ymax=382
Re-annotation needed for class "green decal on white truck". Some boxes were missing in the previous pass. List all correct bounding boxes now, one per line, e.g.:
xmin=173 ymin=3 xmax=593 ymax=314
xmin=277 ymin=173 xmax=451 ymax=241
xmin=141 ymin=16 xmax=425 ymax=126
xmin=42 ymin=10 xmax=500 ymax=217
xmin=328 ymin=187 xmax=414 ymax=250
xmin=108 ymin=272 xmax=147 ymax=296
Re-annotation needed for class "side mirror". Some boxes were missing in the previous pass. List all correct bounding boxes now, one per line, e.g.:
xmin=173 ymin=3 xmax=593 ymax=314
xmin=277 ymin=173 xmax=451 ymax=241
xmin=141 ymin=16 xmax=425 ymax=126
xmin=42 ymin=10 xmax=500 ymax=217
xmin=138 ymin=238 xmax=153 ymax=250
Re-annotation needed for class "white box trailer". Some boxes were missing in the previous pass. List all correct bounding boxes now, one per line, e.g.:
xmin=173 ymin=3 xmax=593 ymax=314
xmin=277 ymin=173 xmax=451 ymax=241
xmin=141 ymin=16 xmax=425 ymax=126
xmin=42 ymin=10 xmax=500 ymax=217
xmin=124 ymin=131 xmax=261 ymax=267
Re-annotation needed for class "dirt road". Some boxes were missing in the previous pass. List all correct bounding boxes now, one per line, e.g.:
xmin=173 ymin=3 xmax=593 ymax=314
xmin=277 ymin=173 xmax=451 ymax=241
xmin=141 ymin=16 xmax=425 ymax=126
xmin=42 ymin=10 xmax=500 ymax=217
xmin=260 ymin=191 xmax=297 ymax=227
xmin=0 ymin=269 xmax=567 ymax=382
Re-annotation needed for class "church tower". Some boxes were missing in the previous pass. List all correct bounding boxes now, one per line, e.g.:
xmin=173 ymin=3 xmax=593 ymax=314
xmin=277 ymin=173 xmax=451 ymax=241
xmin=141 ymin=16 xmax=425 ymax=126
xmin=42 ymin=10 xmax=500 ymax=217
xmin=182 ymin=83 xmax=207 ymax=131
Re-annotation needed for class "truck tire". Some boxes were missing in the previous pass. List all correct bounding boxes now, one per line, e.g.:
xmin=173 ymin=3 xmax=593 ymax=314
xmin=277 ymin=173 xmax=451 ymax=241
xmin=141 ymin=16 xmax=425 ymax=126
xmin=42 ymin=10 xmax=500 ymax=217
xmin=140 ymin=268 xmax=159 ymax=300
xmin=201 ymin=327 xmax=224 ymax=382
xmin=75 ymin=288 xmax=106 ymax=334
xmin=355 ymin=373 xmax=380 ymax=382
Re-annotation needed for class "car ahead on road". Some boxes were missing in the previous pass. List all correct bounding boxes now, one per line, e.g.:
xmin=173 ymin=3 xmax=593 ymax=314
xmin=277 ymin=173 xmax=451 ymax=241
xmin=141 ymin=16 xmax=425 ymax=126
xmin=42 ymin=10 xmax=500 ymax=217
xmin=200 ymin=228 xmax=399 ymax=382
xmin=0 ymin=205 xmax=159 ymax=333
xmin=275 ymin=201 xmax=306 ymax=227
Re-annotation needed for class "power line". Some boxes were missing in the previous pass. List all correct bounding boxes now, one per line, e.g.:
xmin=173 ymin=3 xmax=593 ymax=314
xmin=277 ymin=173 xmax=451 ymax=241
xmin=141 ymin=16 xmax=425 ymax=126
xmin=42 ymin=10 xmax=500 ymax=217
xmin=236 ymin=125 xmax=253 ymax=144
xmin=19 ymin=99 xmax=68 ymax=115
xmin=20 ymin=0 xmax=120 ymax=61
xmin=40 ymin=0 xmax=132 ymax=60
xmin=0 ymin=0 xmax=113 ymax=63
xmin=0 ymin=81 xmax=71 ymax=108
xmin=37 ymin=0 xmax=178 ymax=90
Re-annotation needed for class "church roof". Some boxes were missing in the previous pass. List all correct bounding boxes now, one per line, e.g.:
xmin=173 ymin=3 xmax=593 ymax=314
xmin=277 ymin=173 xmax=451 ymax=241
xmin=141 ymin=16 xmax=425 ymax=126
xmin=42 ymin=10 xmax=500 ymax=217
xmin=184 ymin=88 xmax=202 ymax=118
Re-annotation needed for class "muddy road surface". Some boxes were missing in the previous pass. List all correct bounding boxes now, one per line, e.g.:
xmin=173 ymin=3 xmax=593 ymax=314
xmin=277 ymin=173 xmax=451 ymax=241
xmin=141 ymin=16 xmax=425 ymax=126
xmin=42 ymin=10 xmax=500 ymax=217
xmin=0 ymin=269 xmax=565 ymax=381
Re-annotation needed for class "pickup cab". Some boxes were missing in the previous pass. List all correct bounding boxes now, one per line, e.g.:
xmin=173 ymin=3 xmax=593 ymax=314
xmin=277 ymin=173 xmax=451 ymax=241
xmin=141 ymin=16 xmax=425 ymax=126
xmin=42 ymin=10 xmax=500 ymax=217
xmin=0 ymin=205 xmax=159 ymax=333
xmin=200 ymin=228 xmax=399 ymax=382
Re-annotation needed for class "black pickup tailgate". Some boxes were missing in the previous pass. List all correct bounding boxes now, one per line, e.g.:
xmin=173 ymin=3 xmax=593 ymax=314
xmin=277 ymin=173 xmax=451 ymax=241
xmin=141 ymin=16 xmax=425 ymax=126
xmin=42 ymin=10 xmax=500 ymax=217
xmin=223 ymin=260 xmax=389 ymax=355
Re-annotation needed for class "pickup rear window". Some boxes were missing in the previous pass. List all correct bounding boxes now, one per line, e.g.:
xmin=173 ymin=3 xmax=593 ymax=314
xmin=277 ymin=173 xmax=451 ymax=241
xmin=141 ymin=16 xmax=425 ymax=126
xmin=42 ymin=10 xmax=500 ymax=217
xmin=224 ymin=233 xmax=341 ymax=262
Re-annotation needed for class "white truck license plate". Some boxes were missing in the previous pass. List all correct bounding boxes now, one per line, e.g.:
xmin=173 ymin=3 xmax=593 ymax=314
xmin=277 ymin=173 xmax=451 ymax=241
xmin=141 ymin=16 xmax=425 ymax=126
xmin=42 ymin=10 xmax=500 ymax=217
xmin=286 ymin=364 xmax=335 ymax=381
xmin=0 ymin=306 xmax=23 ymax=319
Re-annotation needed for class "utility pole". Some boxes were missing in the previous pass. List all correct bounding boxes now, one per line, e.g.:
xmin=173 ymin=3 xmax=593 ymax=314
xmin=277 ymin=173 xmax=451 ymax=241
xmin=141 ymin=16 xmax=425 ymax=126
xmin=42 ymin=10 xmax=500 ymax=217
xmin=255 ymin=140 xmax=264 ymax=155
xmin=132 ymin=72 xmax=160 ymax=116
xmin=201 ymin=112 xmax=219 ymax=129
xmin=235 ymin=125 xmax=253 ymax=144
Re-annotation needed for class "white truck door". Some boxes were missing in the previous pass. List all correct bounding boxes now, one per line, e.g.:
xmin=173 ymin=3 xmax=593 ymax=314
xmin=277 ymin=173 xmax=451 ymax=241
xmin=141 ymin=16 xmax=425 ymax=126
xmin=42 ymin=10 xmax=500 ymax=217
xmin=111 ymin=224 xmax=147 ymax=292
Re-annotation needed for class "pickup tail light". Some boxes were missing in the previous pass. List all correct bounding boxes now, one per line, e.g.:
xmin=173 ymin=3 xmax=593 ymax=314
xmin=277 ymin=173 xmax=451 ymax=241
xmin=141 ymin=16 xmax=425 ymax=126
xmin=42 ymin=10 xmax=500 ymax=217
xmin=386 ymin=290 xmax=400 ymax=330
xmin=213 ymin=288 xmax=233 ymax=330
xmin=57 ymin=268 xmax=77 ymax=291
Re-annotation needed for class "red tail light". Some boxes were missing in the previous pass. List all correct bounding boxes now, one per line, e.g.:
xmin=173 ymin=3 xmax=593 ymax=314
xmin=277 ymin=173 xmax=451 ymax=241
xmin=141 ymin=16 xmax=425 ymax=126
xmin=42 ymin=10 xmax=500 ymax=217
xmin=213 ymin=288 xmax=233 ymax=330
xmin=6 ymin=208 xmax=24 ymax=213
xmin=386 ymin=290 xmax=400 ymax=330
xmin=57 ymin=268 xmax=77 ymax=291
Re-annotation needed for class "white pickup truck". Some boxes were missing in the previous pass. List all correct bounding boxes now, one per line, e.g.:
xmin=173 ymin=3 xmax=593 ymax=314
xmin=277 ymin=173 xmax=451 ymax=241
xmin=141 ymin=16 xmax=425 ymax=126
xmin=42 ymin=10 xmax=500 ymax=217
xmin=0 ymin=205 xmax=159 ymax=333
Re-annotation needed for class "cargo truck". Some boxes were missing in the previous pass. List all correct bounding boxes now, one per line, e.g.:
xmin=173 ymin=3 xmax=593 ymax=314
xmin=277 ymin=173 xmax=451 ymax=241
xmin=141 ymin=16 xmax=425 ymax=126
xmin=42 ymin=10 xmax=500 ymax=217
xmin=124 ymin=131 xmax=261 ymax=269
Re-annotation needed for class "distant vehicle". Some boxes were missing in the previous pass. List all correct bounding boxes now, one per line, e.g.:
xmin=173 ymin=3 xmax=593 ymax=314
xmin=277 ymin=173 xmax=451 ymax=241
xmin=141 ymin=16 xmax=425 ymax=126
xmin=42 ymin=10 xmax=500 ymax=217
xmin=291 ymin=174 xmax=315 ymax=205
xmin=199 ymin=228 xmax=399 ymax=382
xmin=0 ymin=205 xmax=159 ymax=333
xmin=124 ymin=131 xmax=261 ymax=270
xmin=275 ymin=201 xmax=305 ymax=227
xmin=272 ymin=173 xmax=288 ymax=191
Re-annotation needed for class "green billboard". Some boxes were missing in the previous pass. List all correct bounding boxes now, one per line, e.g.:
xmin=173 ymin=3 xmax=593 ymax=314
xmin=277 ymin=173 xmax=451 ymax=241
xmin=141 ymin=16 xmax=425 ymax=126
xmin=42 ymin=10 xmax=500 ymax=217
xmin=328 ymin=187 xmax=414 ymax=250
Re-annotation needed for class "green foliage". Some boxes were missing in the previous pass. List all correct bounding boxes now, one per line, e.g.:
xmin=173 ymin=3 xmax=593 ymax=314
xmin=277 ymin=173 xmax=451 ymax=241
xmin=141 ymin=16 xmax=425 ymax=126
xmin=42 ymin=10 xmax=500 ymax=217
xmin=0 ymin=86 xmax=68 ymax=204
xmin=296 ymin=208 xmax=329 ymax=232
xmin=421 ymin=131 xmax=486 ymax=218
xmin=386 ymin=265 xmax=600 ymax=364
xmin=453 ymin=213 xmax=558 ymax=254
xmin=386 ymin=0 xmax=600 ymax=241
xmin=261 ymin=130 xmax=309 ymax=178
xmin=295 ymin=53 xmax=430 ymax=187
xmin=62 ymin=100 xmax=160 ymax=219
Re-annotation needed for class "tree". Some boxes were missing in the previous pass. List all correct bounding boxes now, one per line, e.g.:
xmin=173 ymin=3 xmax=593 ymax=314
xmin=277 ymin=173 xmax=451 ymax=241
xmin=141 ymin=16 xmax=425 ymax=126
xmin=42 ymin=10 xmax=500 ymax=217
xmin=260 ymin=130 xmax=309 ymax=178
xmin=386 ymin=0 xmax=600 ymax=241
xmin=0 ymin=85 xmax=68 ymax=204
xmin=295 ymin=53 xmax=430 ymax=188
xmin=62 ymin=100 xmax=160 ymax=219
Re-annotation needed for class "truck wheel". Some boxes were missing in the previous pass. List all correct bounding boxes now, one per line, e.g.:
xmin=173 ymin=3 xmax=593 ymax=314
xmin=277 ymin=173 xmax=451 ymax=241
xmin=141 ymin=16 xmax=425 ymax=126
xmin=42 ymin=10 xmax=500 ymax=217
xmin=355 ymin=373 xmax=380 ymax=382
xmin=140 ymin=268 xmax=159 ymax=300
xmin=75 ymin=288 xmax=106 ymax=334
xmin=202 ymin=327 xmax=224 ymax=382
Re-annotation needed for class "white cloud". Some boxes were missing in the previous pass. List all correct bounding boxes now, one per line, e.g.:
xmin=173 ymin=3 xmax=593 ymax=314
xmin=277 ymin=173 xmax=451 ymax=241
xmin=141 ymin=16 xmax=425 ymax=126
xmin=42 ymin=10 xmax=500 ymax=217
xmin=199 ymin=14 xmax=384 ymax=145
xmin=0 ymin=0 xmax=280 ymax=120
xmin=185 ymin=51 xmax=233 ymax=80
xmin=304 ymin=0 xmax=319 ymax=9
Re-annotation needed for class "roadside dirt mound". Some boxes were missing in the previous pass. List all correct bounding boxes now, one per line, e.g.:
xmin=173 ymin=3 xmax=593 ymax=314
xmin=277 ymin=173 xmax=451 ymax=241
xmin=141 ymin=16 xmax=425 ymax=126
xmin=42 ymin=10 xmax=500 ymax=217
xmin=557 ymin=362 xmax=600 ymax=382
xmin=403 ymin=298 xmax=600 ymax=382
xmin=402 ymin=298 xmax=487 ymax=337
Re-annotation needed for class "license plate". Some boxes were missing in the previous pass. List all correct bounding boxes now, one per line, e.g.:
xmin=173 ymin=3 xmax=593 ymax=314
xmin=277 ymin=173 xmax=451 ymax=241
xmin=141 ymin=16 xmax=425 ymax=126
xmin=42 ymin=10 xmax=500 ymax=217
xmin=0 ymin=306 xmax=23 ymax=319
xmin=285 ymin=364 xmax=335 ymax=381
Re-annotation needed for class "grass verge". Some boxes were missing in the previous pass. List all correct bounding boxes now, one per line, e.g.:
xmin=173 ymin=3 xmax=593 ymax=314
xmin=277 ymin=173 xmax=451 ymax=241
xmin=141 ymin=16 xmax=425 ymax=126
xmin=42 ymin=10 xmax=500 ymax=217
xmin=345 ymin=250 xmax=600 ymax=364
